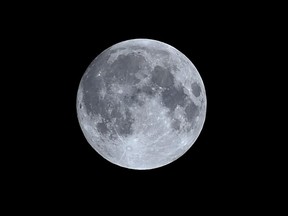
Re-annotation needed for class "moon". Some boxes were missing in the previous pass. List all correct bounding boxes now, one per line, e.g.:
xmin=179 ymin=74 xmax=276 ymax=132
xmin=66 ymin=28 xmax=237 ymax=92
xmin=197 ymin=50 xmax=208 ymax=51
xmin=76 ymin=39 xmax=207 ymax=170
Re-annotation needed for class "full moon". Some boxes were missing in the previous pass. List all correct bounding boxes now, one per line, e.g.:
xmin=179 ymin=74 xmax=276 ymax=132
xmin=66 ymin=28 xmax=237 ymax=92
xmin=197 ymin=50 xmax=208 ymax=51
xmin=76 ymin=39 xmax=207 ymax=170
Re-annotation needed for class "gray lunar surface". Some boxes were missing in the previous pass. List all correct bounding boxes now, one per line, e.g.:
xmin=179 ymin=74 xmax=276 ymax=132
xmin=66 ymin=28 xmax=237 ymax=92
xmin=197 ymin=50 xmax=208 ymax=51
xmin=76 ymin=39 xmax=207 ymax=170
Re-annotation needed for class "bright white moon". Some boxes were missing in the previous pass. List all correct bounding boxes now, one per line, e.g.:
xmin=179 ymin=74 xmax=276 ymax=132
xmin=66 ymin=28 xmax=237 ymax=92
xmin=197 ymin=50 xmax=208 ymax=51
xmin=76 ymin=39 xmax=207 ymax=170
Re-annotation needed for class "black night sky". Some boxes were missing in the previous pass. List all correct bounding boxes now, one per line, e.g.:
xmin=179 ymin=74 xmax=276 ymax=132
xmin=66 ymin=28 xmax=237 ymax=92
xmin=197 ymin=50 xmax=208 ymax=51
xmin=42 ymin=20 xmax=247 ymax=192
xmin=8 ymin=4 xmax=271 ymax=209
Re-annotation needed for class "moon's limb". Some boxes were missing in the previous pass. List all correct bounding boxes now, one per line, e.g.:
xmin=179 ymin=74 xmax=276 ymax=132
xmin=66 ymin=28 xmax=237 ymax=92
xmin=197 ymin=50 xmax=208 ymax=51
xmin=77 ymin=39 xmax=207 ymax=170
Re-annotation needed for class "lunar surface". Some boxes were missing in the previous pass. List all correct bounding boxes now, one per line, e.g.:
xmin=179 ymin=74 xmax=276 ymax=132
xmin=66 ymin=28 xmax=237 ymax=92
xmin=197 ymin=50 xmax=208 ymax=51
xmin=76 ymin=39 xmax=207 ymax=170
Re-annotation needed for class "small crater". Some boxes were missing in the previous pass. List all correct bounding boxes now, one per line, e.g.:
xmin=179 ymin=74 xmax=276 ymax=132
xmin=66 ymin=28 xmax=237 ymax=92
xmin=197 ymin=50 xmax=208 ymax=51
xmin=126 ymin=146 xmax=132 ymax=151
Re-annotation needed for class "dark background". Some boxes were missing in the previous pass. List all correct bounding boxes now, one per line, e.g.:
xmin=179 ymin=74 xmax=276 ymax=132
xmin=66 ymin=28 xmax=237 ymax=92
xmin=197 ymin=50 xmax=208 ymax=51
xmin=6 ymin=3 xmax=280 ymax=211
xmin=41 ymin=19 xmax=248 ymax=193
